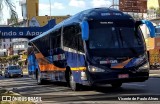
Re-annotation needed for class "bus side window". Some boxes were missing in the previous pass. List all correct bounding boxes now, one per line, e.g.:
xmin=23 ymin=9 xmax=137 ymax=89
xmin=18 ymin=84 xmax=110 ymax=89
xmin=63 ymin=25 xmax=84 ymax=52
xmin=50 ymin=30 xmax=61 ymax=50
xmin=76 ymin=34 xmax=84 ymax=52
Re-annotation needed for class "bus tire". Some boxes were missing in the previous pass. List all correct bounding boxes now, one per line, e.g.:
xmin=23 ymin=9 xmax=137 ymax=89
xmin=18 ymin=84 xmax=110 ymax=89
xmin=69 ymin=72 xmax=80 ymax=91
xmin=111 ymin=82 xmax=122 ymax=88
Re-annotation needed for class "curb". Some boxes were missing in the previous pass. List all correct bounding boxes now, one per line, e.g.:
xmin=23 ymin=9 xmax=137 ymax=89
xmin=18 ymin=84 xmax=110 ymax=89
xmin=149 ymin=74 xmax=160 ymax=78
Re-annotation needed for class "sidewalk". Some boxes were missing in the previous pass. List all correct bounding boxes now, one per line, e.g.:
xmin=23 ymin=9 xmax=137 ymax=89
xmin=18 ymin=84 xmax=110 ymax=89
xmin=149 ymin=69 xmax=160 ymax=78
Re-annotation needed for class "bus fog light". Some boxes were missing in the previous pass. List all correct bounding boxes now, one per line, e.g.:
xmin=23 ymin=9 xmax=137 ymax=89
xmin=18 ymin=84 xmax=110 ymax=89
xmin=88 ymin=65 xmax=105 ymax=72
xmin=81 ymin=71 xmax=87 ymax=80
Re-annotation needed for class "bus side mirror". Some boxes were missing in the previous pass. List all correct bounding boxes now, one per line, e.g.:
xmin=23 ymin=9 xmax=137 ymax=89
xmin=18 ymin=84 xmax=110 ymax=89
xmin=80 ymin=21 xmax=89 ymax=40
xmin=142 ymin=20 xmax=155 ymax=38
xmin=136 ymin=20 xmax=155 ymax=38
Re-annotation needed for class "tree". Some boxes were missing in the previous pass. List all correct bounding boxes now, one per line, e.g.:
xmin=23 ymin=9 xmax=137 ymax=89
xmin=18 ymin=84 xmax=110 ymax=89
xmin=149 ymin=7 xmax=156 ymax=10
xmin=0 ymin=0 xmax=18 ymax=23
xmin=156 ymin=8 xmax=160 ymax=16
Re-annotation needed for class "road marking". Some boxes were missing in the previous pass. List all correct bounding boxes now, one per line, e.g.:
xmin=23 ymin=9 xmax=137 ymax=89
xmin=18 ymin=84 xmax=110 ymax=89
xmin=77 ymin=96 xmax=85 ymax=99
xmin=149 ymin=74 xmax=160 ymax=77
xmin=124 ymin=83 xmax=146 ymax=87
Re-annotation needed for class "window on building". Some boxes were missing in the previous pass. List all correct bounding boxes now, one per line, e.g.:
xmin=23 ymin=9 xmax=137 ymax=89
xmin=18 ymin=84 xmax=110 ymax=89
xmin=4 ymin=44 xmax=5 ymax=49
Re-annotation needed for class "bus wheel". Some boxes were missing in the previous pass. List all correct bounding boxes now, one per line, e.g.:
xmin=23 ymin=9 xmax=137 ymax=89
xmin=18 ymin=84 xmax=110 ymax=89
xmin=69 ymin=73 xmax=80 ymax=91
xmin=111 ymin=83 xmax=122 ymax=88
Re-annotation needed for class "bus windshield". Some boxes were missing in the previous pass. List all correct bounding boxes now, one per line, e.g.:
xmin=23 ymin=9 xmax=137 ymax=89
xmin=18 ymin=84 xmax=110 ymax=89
xmin=87 ymin=20 xmax=145 ymax=57
xmin=89 ymin=21 xmax=143 ymax=49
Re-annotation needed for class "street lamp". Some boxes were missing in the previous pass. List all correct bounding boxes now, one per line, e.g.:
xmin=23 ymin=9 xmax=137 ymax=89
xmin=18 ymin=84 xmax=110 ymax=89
xmin=49 ymin=0 xmax=52 ymax=20
xmin=109 ymin=0 xmax=119 ymax=9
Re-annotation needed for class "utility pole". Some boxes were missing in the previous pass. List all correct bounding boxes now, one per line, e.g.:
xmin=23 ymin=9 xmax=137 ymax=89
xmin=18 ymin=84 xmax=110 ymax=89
xmin=109 ymin=0 xmax=119 ymax=9
xmin=113 ymin=0 xmax=115 ymax=9
xmin=49 ymin=0 xmax=52 ymax=20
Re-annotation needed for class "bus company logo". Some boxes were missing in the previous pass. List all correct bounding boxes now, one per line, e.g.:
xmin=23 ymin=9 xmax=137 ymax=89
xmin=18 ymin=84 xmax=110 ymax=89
xmin=100 ymin=59 xmax=118 ymax=64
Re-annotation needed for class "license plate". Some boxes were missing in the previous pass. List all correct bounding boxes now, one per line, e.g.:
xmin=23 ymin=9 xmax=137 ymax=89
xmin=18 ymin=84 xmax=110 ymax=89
xmin=118 ymin=74 xmax=129 ymax=78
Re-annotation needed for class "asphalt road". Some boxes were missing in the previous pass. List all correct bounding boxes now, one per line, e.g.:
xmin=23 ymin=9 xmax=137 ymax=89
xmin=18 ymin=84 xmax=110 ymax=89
xmin=0 ymin=75 xmax=160 ymax=104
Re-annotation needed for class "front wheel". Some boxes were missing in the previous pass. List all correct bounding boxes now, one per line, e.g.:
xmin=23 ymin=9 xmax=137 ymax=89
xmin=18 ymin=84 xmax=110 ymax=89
xmin=69 ymin=73 xmax=80 ymax=91
xmin=111 ymin=83 xmax=122 ymax=88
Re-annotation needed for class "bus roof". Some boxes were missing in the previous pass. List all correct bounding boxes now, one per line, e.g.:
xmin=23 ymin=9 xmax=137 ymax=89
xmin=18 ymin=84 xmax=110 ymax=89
xmin=29 ymin=8 xmax=133 ymax=42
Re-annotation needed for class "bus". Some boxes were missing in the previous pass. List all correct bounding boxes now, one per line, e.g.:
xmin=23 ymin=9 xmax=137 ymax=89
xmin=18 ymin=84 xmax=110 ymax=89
xmin=27 ymin=8 xmax=155 ymax=91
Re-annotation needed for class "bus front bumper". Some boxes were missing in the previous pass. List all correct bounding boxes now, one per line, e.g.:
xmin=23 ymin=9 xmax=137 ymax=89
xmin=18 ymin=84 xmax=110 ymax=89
xmin=88 ymin=71 xmax=149 ymax=85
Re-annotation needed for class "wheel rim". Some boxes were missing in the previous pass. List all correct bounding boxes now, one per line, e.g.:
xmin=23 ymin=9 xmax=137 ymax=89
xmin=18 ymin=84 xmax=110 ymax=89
xmin=70 ymin=74 xmax=75 ymax=90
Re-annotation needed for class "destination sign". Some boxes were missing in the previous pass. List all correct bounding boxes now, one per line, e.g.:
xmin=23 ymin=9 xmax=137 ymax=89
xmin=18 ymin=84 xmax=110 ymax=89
xmin=119 ymin=0 xmax=147 ymax=13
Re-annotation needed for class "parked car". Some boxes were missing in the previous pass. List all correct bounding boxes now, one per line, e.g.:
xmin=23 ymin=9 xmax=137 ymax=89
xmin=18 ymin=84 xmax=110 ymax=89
xmin=4 ymin=65 xmax=23 ymax=78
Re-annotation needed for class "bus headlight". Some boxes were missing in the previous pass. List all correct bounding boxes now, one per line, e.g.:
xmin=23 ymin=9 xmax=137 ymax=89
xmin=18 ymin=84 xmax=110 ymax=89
xmin=88 ymin=65 xmax=105 ymax=72
xmin=138 ymin=62 xmax=150 ymax=72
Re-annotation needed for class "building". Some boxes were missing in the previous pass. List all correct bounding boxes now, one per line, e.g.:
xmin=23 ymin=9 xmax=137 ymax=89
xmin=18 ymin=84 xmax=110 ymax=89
xmin=20 ymin=0 xmax=70 ymax=27
xmin=147 ymin=0 xmax=160 ymax=21
xmin=12 ymin=38 xmax=28 ymax=55
xmin=0 ymin=25 xmax=12 ymax=56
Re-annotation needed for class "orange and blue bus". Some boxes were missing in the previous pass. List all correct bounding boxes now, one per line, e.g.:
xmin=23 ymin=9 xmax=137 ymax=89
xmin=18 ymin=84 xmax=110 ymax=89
xmin=27 ymin=8 xmax=155 ymax=91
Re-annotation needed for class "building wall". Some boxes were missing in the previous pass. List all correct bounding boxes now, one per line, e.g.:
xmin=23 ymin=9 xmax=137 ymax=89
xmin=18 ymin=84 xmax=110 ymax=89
xmin=26 ymin=0 xmax=69 ymax=27
xmin=12 ymin=38 xmax=28 ymax=55
xmin=31 ymin=16 xmax=70 ymax=27
xmin=0 ymin=25 xmax=12 ymax=56
xmin=0 ymin=39 xmax=12 ymax=49
xmin=26 ymin=0 xmax=39 ymax=20
xmin=0 ymin=39 xmax=12 ymax=56
xmin=147 ymin=0 xmax=160 ymax=9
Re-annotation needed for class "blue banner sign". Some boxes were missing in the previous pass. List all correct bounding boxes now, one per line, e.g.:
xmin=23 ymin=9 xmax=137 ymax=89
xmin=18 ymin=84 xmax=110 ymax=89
xmin=0 ymin=19 xmax=56 ymax=39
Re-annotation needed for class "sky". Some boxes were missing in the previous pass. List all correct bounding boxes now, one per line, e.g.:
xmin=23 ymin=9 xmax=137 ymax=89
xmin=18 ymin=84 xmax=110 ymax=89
xmin=38 ymin=0 xmax=115 ymax=16
xmin=1 ymin=0 xmax=119 ymax=24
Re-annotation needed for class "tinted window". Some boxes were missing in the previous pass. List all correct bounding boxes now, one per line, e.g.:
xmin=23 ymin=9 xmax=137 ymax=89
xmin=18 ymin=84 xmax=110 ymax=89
xmin=50 ymin=31 xmax=61 ymax=49
xmin=8 ymin=66 xmax=20 ymax=70
xmin=63 ymin=25 xmax=84 ymax=52
xmin=88 ymin=20 xmax=144 ymax=49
